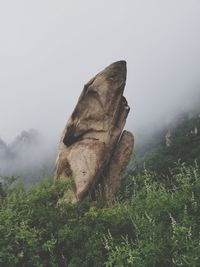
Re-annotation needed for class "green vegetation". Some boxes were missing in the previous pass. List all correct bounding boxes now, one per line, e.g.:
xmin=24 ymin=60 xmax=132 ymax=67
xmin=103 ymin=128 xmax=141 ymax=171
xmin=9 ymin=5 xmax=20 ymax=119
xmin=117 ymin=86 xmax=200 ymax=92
xmin=1 ymin=162 xmax=200 ymax=266
xmin=1 ymin=111 xmax=200 ymax=266
xmin=132 ymin=111 xmax=200 ymax=177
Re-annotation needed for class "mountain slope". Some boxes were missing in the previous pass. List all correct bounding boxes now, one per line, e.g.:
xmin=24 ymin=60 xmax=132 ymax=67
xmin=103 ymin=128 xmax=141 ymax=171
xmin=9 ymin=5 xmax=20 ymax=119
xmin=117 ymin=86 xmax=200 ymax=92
xmin=132 ymin=109 xmax=200 ymax=175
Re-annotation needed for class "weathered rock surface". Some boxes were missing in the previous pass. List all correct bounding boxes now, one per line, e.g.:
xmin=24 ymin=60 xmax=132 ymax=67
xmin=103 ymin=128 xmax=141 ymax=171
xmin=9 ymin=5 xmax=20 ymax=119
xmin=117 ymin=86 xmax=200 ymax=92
xmin=101 ymin=131 xmax=134 ymax=202
xmin=55 ymin=60 xmax=134 ymax=202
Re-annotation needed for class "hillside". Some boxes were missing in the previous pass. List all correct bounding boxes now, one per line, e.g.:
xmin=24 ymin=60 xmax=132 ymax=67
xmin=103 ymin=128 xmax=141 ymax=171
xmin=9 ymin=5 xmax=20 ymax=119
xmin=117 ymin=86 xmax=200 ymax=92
xmin=0 ymin=130 xmax=56 ymax=185
xmin=1 ymin=108 xmax=200 ymax=266
xmin=132 ymin=108 xmax=200 ymax=176
xmin=1 ymin=163 xmax=200 ymax=266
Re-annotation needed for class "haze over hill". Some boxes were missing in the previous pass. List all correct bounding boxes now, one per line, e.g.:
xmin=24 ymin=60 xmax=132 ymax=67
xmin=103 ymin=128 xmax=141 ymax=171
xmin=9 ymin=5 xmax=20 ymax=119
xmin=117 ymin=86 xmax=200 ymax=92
xmin=0 ymin=1 xmax=200 ymax=182
xmin=0 ymin=129 xmax=56 ymax=184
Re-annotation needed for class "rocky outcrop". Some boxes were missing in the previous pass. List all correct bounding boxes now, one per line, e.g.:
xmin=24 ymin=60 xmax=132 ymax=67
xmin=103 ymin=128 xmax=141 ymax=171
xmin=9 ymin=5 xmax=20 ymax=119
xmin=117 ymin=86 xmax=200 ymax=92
xmin=55 ymin=61 xmax=134 ymax=203
xmin=165 ymin=131 xmax=172 ymax=147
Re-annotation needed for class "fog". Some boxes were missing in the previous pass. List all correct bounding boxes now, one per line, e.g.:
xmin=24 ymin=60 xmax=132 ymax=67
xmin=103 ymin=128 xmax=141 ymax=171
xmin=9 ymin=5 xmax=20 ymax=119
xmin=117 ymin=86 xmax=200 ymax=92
xmin=0 ymin=1 xmax=200 ymax=179
xmin=0 ymin=129 xmax=56 ymax=183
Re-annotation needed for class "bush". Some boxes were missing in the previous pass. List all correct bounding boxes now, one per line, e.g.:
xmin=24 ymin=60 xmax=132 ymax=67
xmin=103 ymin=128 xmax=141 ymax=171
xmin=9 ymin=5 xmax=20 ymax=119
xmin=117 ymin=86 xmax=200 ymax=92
xmin=1 ymin=163 xmax=200 ymax=266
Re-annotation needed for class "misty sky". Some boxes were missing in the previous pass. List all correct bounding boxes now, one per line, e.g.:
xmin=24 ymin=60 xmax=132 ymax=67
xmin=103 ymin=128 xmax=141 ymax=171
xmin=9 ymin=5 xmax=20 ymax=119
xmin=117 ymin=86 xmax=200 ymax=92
xmin=1 ymin=0 xmax=200 ymax=142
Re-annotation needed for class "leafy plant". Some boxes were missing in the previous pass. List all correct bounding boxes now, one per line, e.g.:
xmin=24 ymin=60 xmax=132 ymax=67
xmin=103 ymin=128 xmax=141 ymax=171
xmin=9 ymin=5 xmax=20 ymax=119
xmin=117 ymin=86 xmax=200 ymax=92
xmin=1 ymin=164 xmax=200 ymax=266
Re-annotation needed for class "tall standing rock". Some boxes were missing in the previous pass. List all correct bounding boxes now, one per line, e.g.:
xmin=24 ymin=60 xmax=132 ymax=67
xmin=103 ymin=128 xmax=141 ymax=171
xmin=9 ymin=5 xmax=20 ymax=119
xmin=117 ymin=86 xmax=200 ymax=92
xmin=55 ymin=61 xmax=134 ymax=202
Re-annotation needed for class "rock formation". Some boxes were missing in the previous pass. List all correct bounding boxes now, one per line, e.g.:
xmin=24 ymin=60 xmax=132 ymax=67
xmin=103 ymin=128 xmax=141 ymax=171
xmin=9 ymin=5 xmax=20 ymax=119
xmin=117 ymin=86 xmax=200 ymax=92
xmin=55 ymin=60 xmax=134 ymax=203
xmin=165 ymin=131 xmax=172 ymax=147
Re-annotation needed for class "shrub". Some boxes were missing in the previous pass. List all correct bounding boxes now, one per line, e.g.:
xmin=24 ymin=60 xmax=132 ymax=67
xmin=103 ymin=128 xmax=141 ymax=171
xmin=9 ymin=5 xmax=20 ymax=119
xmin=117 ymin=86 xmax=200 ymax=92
xmin=1 ymin=163 xmax=200 ymax=266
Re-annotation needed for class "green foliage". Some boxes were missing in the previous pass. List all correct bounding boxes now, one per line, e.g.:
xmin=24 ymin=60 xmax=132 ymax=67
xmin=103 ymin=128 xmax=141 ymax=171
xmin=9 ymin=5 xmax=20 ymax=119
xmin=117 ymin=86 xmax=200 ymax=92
xmin=108 ymin=163 xmax=200 ymax=266
xmin=132 ymin=112 xmax=200 ymax=177
xmin=1 ymin=164 xmax=200 ymax=266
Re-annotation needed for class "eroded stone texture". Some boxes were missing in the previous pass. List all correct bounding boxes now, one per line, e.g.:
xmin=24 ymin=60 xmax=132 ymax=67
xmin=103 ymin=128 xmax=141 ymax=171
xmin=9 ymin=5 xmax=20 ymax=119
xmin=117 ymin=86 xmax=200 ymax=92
xmin=55 ymin=60 xmax=134 ymax=202
xmin=101 ymin=131 xmax=134 ymax=202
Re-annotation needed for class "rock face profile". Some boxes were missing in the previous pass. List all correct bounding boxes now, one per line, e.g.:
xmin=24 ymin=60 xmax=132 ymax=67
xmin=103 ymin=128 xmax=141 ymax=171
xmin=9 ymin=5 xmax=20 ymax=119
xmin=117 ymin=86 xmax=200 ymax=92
xmin=55 ymin=60 xmax=134 ymax=203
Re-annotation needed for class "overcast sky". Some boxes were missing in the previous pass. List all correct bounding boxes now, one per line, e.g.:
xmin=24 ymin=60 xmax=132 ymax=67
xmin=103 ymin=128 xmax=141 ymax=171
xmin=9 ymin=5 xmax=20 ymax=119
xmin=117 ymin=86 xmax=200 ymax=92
xmin=1 ymin=0 xmax=200 ymax=142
